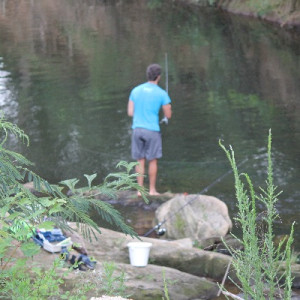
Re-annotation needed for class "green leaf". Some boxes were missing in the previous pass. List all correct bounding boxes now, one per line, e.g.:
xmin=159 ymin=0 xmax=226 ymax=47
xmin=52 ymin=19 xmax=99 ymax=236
xmin=21 ymin=241 xmax=41 ymax=257
xmin=0 ymin=237 xmax=12 ymax=258
xmin=49 ymin=203 xmax=63 ymax=214
xmin=38 ymin=197 xmax=54 ymax=207
xmin=38 ymin=221 xmax=55 ymax=230
xmin=55 ymin=198 xmax=67 ymax=204
xmin=44 ymin=180 xmax=53 ymax=193
xmin=27 ymin=209 xmax=47 ymax=220
xmin=59 ymin=178 xmax=79 ymax=191
xmin=18 ymin=197 xmax=31 ymax=206
xmin=84 ymin=173 xmax=97 ymax=188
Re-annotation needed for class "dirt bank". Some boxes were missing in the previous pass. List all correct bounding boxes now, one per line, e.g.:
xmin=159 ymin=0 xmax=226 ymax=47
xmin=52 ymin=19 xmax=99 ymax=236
xmin=179 ymin=0 xmax=300 ymax=29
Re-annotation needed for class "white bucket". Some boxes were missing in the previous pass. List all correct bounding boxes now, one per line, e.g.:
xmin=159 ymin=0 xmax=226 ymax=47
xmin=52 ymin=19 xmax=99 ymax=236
xmin=127 ymin=242 xmax=152 ymax=267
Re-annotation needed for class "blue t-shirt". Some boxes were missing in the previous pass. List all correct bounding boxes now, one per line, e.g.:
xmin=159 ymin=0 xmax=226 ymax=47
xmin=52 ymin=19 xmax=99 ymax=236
xmin=129 ymin=82 xmax=171 ymax=132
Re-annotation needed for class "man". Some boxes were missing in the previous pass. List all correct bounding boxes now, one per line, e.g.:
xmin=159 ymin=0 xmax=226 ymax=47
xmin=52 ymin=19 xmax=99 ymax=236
xmin=127 ymin=63 xmax=172 ymax=195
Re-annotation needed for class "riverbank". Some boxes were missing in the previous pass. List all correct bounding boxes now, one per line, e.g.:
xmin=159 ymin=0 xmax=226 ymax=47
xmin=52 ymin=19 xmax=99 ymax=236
xmin=179 ymin=0 xmax=300 ymax=29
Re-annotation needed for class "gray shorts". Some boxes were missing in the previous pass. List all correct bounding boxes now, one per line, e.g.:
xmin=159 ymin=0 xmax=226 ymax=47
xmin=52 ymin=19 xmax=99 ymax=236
xmin=131 ymin=128 xmax=162 ymax=161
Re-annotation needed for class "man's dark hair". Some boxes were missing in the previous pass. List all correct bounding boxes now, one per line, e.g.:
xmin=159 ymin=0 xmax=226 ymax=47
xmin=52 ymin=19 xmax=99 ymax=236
xmin=146 ymin=64 xmax=162 ymax=81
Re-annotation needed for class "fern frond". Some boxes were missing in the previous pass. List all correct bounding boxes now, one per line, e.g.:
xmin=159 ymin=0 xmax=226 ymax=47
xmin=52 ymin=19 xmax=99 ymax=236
xmin=0 ymin=116 xmax=29 ymax=146
xmin=0 ymin=148 xmax=33 ymax=167
xmin=86 ymin=197 xmax=137 ymax=237
xmin=84 ymin=174 xmax=97 ymax=188
xmin=20 ymin=168 xmax=61 ymax=197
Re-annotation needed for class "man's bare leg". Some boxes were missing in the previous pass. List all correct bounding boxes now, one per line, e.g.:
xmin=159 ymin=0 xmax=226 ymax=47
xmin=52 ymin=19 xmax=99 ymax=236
xmin=136 ymin=158 xmax=145 ymax=196
xmin=148 ymin=159 xmax=160 ymax=195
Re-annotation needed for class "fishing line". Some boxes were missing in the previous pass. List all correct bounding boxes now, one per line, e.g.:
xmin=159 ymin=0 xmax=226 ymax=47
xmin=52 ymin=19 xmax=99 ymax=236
xmin=80 ymin=146 xmax=230 ymax=167
xmin=160 ymin=159 xmax=229 ymax=166
xmin=165 ymin=52 xmax=168 ymax=94
xmin=143 ymin=157 xmax=248 ymax=237
xmin=160 ymin=53 xmax=169 ymax=125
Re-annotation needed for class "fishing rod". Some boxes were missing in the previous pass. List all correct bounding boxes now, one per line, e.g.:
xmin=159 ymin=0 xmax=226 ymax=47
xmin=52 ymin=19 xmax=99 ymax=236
xmin=143 ymin=157 xmax=248 ymax=237
xmin=165 ymin=52 xmax=168 ymax=94
xmin=160 ymin=53 xmax=169 ymax=125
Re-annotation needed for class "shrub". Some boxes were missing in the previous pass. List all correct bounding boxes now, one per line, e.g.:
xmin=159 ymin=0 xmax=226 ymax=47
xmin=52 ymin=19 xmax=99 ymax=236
xmin=0 ymin=114 xmax=146 ymax=299
xmin=219 ymin=129 xmax=294 ymax=299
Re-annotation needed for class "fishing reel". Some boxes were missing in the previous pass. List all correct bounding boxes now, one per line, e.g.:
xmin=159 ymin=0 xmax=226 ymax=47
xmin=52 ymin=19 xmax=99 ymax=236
xmin=160 ymin=116 xmax=168 ymax=125
xmin=155 ymin=223 xmax=166 ymax=236
xmin=143 ymin=222 xmax=166 ymax=237
xmin=156 ymin=227 xmax=166 ymax=236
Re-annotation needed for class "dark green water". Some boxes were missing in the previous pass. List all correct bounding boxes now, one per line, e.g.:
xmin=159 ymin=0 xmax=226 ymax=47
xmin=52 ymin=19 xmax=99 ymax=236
xmin=0 ymin=0 xmax=299 ymax=245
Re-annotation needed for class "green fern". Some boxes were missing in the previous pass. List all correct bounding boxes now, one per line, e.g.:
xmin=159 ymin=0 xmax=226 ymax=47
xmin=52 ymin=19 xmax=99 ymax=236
xmin=0 ymin=114 xmax=147 ymax=274
xmin=0 ymin=114 xmax=29 ymax=146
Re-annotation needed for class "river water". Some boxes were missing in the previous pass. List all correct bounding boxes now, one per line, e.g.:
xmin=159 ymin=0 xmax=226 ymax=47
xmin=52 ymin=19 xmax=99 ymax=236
xmin=0 ymin=0 xmax=299 ymax=247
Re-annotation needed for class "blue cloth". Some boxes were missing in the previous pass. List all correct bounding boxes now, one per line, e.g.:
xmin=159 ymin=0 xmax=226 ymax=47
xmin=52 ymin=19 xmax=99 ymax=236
xmin=130 ymin=82 xmax=171 ymax=132
xmin=40 ymin=230 xmax=66 ymax=242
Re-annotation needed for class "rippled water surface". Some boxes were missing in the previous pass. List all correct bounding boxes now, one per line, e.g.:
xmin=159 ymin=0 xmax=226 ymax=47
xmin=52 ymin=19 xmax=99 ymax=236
xmin=0 ymin=0 xmax=299 ymax=245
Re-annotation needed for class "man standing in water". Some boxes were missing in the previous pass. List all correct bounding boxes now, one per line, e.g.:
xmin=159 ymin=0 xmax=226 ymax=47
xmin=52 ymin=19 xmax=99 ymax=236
xmin=127 ymin=64 xmax=172 ymax=195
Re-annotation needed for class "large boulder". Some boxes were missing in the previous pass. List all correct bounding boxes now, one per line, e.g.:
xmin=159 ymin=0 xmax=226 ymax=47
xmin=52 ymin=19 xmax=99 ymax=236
xmin=61 ymin=262 xmax=219 ymax=300
xmin=154 ymin=194 xmax=232 ymax=241
xmin=28 ymin=224 xmax=226 ymax=299
xmin=73 ymin=224 xmax=233 ymax=282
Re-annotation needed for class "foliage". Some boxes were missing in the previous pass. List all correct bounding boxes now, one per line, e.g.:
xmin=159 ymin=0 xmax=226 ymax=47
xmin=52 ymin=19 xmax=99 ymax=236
xmin=0 ymin=258 xmax=66 ymax=300
xmin=219 ymin=130 xmax=294 ymax=299
xmin=0 ymin=114 xmax=147 ymax=298
xmin=249 ymin=0 xmax=283 ymax=16
xmin=1 ymin=257 xmax=98 ymax=300
xmin=162 ymin=268 xmax=170 ymax=300
xmin=60 ymin=261 xmax=129 ymax=299
xmin=100 ymin=261 xmax=128 ymax=297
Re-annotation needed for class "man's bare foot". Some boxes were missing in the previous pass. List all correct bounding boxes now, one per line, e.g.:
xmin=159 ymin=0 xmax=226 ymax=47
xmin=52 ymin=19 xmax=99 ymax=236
xmin=137 ymin=191 xmax=142 ymax=197
xmin=149 ymin=191 xmax=160 ymax=196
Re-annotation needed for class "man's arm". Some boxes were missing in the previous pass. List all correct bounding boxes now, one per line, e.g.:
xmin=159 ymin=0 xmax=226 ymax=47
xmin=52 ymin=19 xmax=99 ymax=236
xmin=162 ymin=104 xmax=172 ymax=119
xmin=127 ymin=99 xmax=134 ymax=117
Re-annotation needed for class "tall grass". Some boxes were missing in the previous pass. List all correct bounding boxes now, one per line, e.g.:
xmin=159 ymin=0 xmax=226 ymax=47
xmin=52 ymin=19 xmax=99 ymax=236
xmin=219 ymin=130 xmax=294 ymax=299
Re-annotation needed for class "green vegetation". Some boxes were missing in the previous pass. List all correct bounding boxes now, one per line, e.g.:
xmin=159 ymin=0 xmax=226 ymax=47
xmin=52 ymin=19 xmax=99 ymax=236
xmin=0 ymin=114 xmax=146 ymax=299
xmin=206 ymin=0 xmax=299 ymax=19
xmin=100 ymin=261 xmax=128 ymax=297
xmin=162 ymin=269 xmax=170 ymax=300
xmin=61 ymin=261 xmax=129 ymax=299
xmin=219 ymin=130 xmax=294 ymax=299
xmin=2 ymin=258 xmax=63 ymax=299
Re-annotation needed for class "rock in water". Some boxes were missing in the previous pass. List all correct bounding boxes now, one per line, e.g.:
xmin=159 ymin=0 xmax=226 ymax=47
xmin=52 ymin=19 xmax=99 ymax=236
xmin=155 ymin=194 xmax=232 ymax=240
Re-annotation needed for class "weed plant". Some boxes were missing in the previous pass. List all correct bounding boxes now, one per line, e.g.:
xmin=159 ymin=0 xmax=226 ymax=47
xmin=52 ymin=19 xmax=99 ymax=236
xmin=219 ymin=130 xmax=294 ymax=299
xmin=162 ymin=269 xmax=170 ymax=300
xmin=60 ymin=261 xmax=130 ymax=299
xmin=100 ymin=261 xmax=128 ymax=297
xmin=0 ymin=114 xmax=147 ymax=298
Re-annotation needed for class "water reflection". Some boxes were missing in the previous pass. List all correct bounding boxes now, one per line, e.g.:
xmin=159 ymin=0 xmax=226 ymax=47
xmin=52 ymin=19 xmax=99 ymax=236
xmin=0 ymin=0 xmax=299 ymax=243
xmin=0 ymin=59 xmax=17 ymax=117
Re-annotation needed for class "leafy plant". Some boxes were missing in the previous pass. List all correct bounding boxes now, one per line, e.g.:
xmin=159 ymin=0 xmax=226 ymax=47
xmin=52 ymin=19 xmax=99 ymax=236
xmin=100 ymin=261 xmax=128 ymax=297
xmin=0 ymin=258 xmax=67 ymax=300
xmin=219 ymin=130 xmax=294 ymax=299
xmin=162 ymin=268 xmax=170 ymax=300
xmin=0 ymin=114 xmax=147 ymax=298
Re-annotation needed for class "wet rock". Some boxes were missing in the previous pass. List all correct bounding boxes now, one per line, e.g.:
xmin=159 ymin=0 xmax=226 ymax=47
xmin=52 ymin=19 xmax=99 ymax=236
xmin=198 ymin=235 xmax=244 ymax=255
